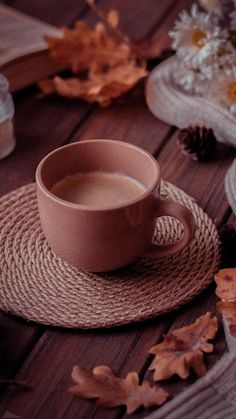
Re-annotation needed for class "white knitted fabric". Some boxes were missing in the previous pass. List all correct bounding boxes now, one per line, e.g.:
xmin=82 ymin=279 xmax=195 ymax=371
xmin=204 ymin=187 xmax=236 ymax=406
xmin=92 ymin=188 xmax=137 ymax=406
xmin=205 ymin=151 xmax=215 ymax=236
xmin=225 ymin=159 xmax=236 ymax=216
xmin=223 ymin=317 xmax=236 ymax=354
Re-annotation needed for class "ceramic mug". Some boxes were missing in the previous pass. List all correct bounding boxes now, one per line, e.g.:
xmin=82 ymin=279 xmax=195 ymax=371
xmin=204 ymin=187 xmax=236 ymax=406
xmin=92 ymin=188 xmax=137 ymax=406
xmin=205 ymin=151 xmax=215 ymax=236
xmin=36 ymin=140 xmax=196 ymax=272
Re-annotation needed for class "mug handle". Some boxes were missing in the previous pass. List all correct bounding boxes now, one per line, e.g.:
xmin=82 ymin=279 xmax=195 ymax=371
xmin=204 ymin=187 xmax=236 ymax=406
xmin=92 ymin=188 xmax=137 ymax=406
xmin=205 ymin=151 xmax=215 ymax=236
xmin=144 ymin=199 xmax=196 ymax=258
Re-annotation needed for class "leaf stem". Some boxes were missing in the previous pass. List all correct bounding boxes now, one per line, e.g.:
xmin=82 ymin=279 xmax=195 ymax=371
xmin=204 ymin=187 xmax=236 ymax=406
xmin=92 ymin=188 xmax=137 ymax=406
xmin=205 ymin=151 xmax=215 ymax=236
xmin=85 ymin=0 xmax=137 ymax=53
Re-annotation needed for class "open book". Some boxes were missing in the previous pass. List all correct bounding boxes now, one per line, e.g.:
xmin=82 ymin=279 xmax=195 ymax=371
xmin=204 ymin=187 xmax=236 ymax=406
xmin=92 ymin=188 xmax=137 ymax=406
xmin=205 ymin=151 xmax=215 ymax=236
xmin=0 ymin=4 xmax=66 ymax=92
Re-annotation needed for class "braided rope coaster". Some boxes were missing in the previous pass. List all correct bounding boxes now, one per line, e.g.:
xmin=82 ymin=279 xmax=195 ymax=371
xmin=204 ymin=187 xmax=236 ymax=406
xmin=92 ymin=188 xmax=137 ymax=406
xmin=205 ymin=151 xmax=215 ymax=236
xmin=0 ymin=182 xmax=220 ymax=329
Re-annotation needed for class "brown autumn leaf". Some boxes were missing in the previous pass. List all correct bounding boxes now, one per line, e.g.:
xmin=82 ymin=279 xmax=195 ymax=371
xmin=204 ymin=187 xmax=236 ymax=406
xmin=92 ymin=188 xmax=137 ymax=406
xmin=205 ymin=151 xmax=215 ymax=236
xmin=69 ymin=365 xmax=168 ymax=414
xmin=39 ymin=61 xmax=147 ymax=107
xmin=45 ymin=21 xmax=132 ymax=74
xmin=215 ymin=268 xmax=236 ymax=300
xmin=215 ymin=268 xmax=236 ymax=338
xmin=149 ymin=312 xmax=218 ymax=381
xmin=40 ymin=13 xmax=147 ymax=106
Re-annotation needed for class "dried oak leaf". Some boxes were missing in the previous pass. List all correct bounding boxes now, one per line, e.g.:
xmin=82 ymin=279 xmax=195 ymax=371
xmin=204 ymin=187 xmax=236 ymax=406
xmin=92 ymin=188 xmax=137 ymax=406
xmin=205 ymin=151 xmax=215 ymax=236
xmin=215 ymin=268 xmax=236 ymax=300
xmin=215 ymin=268 xmax=236 ymax=337
xmin=41 ymin=19 xmax=147 ymax=105
xmin=149 ymin=312 xmax=218 ymax=381
xmin=45 ymin=21 xmax=131 ymax=74
xmin=69 ymin=365 xmax=168 ymax=414
xmin=39 ymin=61 xmax=147 ymax=107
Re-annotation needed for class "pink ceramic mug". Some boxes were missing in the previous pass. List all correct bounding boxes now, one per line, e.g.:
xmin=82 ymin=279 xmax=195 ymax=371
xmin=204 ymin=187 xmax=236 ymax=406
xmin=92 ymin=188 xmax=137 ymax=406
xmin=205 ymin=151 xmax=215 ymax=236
xmin=36 ymin=140 xmax=195 ymax=272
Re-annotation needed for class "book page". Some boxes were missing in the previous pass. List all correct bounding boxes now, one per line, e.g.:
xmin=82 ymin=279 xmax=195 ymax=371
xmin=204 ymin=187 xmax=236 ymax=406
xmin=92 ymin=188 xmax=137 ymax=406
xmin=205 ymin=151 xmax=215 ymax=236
xmin=0 ymin=4 xmax=61 ymax=66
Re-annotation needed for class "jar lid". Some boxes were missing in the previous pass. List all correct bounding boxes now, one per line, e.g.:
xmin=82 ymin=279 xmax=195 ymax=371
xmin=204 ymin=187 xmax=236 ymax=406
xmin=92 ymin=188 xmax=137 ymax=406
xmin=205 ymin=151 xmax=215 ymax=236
xmin=0 ymin=74 xmax=14 ymax=124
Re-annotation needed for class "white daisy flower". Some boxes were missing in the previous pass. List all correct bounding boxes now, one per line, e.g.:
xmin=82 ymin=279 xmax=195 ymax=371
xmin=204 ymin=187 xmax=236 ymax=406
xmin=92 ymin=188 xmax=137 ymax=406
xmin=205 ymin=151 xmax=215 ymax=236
xmin=208 ymin=68 xmax=236 ymax=113
xmin=169 ymin=4 xmax=223 ymax=69
xmin=172 ymin=62 xmax=210 ymax=94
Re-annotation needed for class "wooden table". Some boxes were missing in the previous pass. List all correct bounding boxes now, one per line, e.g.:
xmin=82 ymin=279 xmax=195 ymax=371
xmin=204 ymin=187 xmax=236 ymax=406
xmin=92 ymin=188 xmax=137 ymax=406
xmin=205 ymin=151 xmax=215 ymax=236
xmin=0 ymin=0 xmax=234 ymax=418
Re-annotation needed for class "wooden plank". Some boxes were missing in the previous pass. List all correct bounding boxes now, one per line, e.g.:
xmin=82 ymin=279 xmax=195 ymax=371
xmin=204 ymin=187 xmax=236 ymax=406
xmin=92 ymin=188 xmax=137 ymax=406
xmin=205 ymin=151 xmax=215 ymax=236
xmin=96 ymin=0 xmax=176 ymax=39
xmin=71 ymin=88 xmax=172 ymax=154
xmin=140 ymin=0 xmax=193 ymax=55
xmin=0 ymin=313 xmax=43 ymax=381
xmin=223 ymin=211 xmax=236 ymax=227
xmin=2 ymin=0 xmax=88 ymax=26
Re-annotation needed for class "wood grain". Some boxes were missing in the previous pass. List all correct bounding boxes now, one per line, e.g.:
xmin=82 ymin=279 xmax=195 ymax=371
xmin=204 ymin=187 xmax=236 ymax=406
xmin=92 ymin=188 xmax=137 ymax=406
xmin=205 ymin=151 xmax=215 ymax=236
xmin=0 ymin=313 xmax=43 ymax=380
xmin=2 ymin=0 xmax=88 ymax=26
xmin=96 ymin=0 xmax=176 ymax=39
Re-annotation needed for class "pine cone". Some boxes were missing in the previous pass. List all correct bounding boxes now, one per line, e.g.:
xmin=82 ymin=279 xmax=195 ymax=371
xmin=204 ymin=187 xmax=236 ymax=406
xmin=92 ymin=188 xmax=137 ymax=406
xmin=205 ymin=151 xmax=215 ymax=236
xmin=219 ymin=224 xmax=236 ymax=268
xmin=178 ymin=126 xmax=217 ymax=161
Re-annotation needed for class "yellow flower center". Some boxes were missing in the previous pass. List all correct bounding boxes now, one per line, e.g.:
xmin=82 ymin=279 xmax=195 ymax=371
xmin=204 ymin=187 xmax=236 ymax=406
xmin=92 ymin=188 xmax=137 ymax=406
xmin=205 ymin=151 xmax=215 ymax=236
xmin=191 ymin=29 xmax=207 ymax=48
xmin=227 ymin=82 xmax=236 ymax=102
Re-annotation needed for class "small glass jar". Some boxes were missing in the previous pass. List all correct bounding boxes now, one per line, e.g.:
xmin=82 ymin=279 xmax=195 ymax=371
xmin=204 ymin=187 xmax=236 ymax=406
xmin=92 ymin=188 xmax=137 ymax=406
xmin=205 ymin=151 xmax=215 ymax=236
xmin=0 ymin=74 xmax=15 ymax=159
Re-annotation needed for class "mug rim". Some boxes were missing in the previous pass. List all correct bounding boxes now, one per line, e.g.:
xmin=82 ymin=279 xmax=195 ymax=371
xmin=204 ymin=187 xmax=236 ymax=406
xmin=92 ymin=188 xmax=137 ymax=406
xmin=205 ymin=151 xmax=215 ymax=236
xmin=36 ymin=139 xmax=160 ymax=212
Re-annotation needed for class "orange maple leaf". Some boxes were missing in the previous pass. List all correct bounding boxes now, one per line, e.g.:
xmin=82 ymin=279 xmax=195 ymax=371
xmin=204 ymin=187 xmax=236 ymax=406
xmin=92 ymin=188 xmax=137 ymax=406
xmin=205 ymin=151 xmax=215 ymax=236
xmin=215 ymin=268 xmax=236 ymax=338
xmin=69 ymin=365 xmax=168 ymax=414
xmin=149 ymin=312 xmax=218 ymax=381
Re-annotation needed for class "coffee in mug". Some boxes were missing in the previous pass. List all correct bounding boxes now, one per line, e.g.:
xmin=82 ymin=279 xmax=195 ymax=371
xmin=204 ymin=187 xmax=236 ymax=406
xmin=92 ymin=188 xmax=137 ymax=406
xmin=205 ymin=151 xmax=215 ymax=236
xmin=50 ymin=171 xmax=146 ymax=206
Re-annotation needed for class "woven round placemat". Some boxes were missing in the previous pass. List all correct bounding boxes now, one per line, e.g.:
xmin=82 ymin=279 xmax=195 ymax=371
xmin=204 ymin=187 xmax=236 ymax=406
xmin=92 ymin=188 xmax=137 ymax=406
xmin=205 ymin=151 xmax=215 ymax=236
xmin=0 ymin=182 xmax=220 ymax=329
